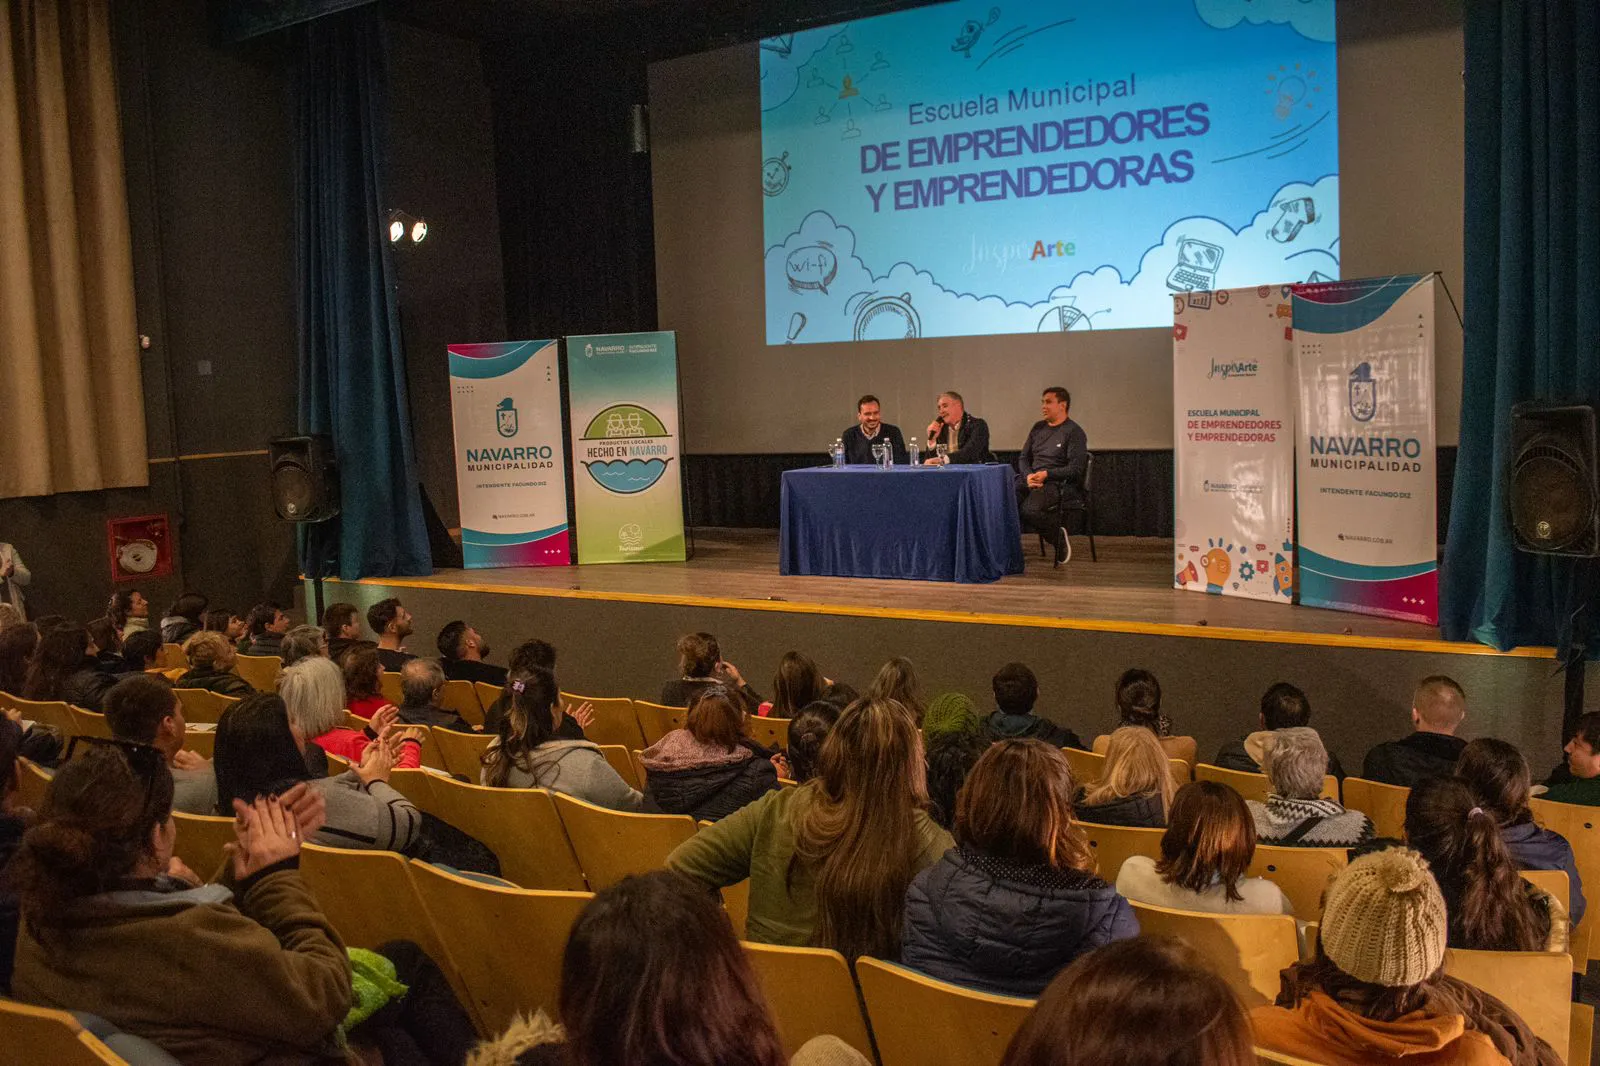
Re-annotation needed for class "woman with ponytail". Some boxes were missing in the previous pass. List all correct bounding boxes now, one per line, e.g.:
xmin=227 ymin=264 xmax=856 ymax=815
xmin=481 ymin=666 xmax=642 ymax=811
xmin=1404 ymin=776 xmax=1565 ymax=953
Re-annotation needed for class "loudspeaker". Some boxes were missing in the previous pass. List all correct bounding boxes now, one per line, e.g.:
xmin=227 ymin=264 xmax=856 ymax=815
xmin=1509 ymin=403 xmax=1598 ymax=556
xmin=269 ymin=435 xmax=340 ymax=523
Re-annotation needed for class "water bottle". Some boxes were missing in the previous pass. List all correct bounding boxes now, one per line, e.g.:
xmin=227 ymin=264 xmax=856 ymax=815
xmin=880 ymin=443 xmax=893 ymax=469
xmin=831 ymin=439 xmax=845 ymax=467
xmin=908 ymin=438 xmax=920 ymax=466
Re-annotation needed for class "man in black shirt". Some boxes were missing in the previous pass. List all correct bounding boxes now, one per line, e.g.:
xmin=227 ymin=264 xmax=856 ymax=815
xmin=437 ymin=619 xmax=508 ymax=686
xmin=841 ymin=394 xmax=908 ymax=464
xmin=1361 ymin=676 xmax=1468 ymax=786
xmin=1014 ymin=386 xmax=1088 ymax=565
xmin=923 ymin=390 xmax=992 ymax=465
xmin=368 ymin=597 xmax=416 ymax=672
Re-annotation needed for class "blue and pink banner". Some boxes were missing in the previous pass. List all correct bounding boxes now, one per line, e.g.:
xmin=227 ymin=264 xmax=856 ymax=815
xmin=448 ymin=340 xmax=571 ymax=568
xmin=1293 ymin=274 xmax=1438 ymax=623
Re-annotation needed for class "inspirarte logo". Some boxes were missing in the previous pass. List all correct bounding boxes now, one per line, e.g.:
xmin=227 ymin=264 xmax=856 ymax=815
xmin=1207 ymin=358 xmax=1258 ymax=379
xmin=495 ymin=397 xmax=518 ymax=438
xmin=579 ymin=404 xmax=673 ymax=494
xmin=1348 ymin=362 xmax=1376 ymax=422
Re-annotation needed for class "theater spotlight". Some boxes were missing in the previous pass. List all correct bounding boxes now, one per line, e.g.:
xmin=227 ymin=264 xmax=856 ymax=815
xmin=386 ymin=209 xmax=428 ymax=244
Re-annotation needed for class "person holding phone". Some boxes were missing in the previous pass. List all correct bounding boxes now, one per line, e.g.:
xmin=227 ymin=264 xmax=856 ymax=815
xmin=923 ymin=390 xmax=992 ymax=465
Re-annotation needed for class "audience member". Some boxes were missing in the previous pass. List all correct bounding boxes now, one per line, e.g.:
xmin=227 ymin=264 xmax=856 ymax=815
xmin=468 ymin=871 xmax=866 ymax=1066
xmin=279 ymin=623 xmax=327 ymax=667
xmin=1000 ymin=936 xmax=1256 ymax=1066
xmin=1457 ymin=737 xmax=1585 ymax=926
xmin=438 ymin=619 xmax=509 ymax=686
xmin=642 ymin=685 xmax=780 ymax=822
xmin=1252 ymin=847 xmax=1557 ymax=1065
xmin=866 ymin=656 xmax=926 ymax=724
xmin=1112 ymin=667 xmax=1169 ymax=735
xmin=1213 ymin=682 xmax=1347 ymax=779
xmin=1404 ymin=776 xmax=1563 ymax=952
xmin=903 ymin=739 xmax=1136 ymax=996
xmin=281 ymin=656 xmax=421 ymax=770
xmin=1543 ymin=711 xmax=1600 ymax=806
xmin=24 ymin=622 xmax=115 ymax=711
xmin=1362 ymin=676 xmax=1469 ymax=787
xmin=669 ymin=698 xmax=952 ymax=954
xmin=0 ymin=717 xmax=25 ymax=994
xmin=158 ymin=592 xmax=207 ymax=644
xmin=985 ymin=661 xmax=1083 ymax=748
xmin=120 ymin=629 xmax=163 ymax=674
xmin=214 ymin=692 xmax=423 ymax=854
xmin=1248 ymin=728 xmax=1373 ymax=847
xmin=785 ymin=701 xmax=840 ymax=784
xmin=173 ymin=631 xmax=254 ymax=697
xmin=368 ymin=597 xmax=415 ymax=671
xmin=240 ymin=602 xmax=290 ymax=657
xmin=923 ymin=692 xmax=989 ymax=829
xmin=85 ymin=616 xmax=124 ymax=673
xmin=661 ymin=631 xmax=761 ymax=711
xmin=479 ymin=637 xmax=590 ymax=740
xmin=106 ymin=589 xmax=150 ymax=636
xmin=103 ymin=674 xmax=216 ymax=815
xmin=202 ymin=608 xmax=246 ymax=642
xmin=342 ymin=645 xmax=388 ymax=718
xmin=1116 ymin=780 xmax=1293 ymax=915
xmin=321 ymin=601 xmax=362 ymax=663
xmin=1076 ymin=726 xmax=1174 ymax=828
xmin=31 ymin=615 xmax=66 ymax=634
xmin=0 ymin=603 xmax=19 ymax=632
xmin=0 ymin=621 xmax=36 ymax=695
xmin=397 ymin=657 xmax=478 ymax=732
xmin=770 ymin=650 xmax=827 ymax=718
xmin=482 ymin=666 xmax=642 ymax=810
xmin=821 ymin=680 xmax=859 ymax=709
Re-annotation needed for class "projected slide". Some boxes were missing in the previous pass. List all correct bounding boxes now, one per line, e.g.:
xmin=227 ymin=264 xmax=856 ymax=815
xmin=760 ymin=0 xmax=1338 ymax=344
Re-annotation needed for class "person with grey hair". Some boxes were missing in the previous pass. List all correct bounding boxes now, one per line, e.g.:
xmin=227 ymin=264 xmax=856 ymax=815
xmin=396 ymin=657 xmax=478 ymax=733
xmin=1246 ymin=728 xmax=1374 ymax=847
xmin=279 ymin=656 xmax=421 ymax=770
xmin=279 ymin=624 xmax=327 ymax=668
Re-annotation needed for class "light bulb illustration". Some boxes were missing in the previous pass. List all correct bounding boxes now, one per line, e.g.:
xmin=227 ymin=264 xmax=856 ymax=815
xmin=1275 ymin=75 xmax=1306 ymax=119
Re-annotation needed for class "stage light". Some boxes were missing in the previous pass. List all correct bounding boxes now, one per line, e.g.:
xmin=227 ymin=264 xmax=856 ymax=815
xmin=410 ymin=218 xmax=427 ymax=243
xmin=385 ymin=209 xmax=428 ymax=244
xmin=388 ymin=216 xmax=404 ymax=243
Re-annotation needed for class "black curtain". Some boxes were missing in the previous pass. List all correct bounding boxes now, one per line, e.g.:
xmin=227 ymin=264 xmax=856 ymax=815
xmin=1441 ymin=2 xmax=1600 ymax=655
xmin=294 ymin=6 xmax=431 ymax=579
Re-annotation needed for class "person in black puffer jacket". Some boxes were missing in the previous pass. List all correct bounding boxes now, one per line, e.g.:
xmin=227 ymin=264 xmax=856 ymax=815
xmin=1075 ymin=726 xmax=1175 ymax=829
xmin=902 ymin=739 xmax=1138 ymax=997
xmin=642 ymin=685 xmax=779 ymax=823
xmin=172 ymin=631 xmax=255 ymax=698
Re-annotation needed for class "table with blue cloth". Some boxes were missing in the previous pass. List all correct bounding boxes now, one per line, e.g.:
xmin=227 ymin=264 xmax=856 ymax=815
xmin=779 ymin=464 xmax=1025 ymax=584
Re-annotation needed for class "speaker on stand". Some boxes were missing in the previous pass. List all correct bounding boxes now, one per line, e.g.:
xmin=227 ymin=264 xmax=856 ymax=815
xmin=270 ymin=434 xmax=340 ymax=621
xmin=1507 ymin=403 xmax=1598 ymax=739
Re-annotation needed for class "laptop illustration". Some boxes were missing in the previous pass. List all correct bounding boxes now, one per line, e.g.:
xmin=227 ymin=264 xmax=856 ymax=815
xmin=1166 ymin=238 xmax=1225 ymax=291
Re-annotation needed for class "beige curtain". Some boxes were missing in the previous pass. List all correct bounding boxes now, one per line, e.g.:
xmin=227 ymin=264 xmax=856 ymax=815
xmin=0 ymin=0 xmax=145 ymax=498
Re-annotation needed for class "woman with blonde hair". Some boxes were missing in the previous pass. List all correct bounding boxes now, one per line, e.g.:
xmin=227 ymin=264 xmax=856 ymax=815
xmin=1076 ymin=726 xmax=1174 ymax=828
xmin=172 ymin=631 xmax=253 ymax=697
xmin=902 ymin=739 xmax=1136 ymax=996
xmin=668 ymin=697 xmax=951 ymax=958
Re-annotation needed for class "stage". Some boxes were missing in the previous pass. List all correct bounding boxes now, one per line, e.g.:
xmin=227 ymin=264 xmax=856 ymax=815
xmin=312 ymin=530 xmax=1590 ymax=774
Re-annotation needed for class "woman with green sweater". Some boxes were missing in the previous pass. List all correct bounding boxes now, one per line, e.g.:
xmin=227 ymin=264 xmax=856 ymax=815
xmin=668 ymin=697 xmax=952 ymax=960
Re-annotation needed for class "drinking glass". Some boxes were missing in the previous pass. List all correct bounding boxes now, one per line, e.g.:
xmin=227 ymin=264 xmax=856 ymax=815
xmin=935 ymin=443 xmax=949 ymax=463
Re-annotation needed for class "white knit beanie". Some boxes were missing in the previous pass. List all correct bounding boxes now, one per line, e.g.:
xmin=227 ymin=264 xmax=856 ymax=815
xmin=1320 ymin=846 xmax=1447 ymax=987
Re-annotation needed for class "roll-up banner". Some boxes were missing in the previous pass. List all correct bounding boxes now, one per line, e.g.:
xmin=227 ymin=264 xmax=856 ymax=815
xmin=1172 ymin=287 xmax=1297 ymax=602
xmin=448 ymin=340 xmax=571 ymax=568
xmin=1293 ymin=274 xmax=1438 ymax=624
xmin=566 ymin=331 xmax=687 ymax=564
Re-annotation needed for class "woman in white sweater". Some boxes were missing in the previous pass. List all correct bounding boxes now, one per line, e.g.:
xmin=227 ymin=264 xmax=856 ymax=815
xmin=1115 ymin=780 xmax=1294 ymax=915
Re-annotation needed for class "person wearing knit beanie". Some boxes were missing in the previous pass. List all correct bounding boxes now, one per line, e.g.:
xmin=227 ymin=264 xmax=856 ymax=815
xmin=925 ymin=692 xmax=981 ymax=741
xmin=925 ymin=692 xmax=989 ymax=830
xmin=1251 ymin=847 xmax=1555 ymax=1065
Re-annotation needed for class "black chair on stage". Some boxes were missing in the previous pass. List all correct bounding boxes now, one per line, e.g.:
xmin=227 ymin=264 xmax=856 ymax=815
xmin=1035 ymin=452 xmax=1097 ymax=564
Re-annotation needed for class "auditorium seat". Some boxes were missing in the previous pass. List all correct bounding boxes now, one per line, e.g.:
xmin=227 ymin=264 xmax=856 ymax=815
xmin=1339 ymin=777 xmax=1407 ymax=838
xmin=1255 ymin=1051 xmax=1328 ymax=1065
xmin=425 ymin=776 xmax=586 ymax=890
xmin=325 ymin=751 xmax=351 ymax=776
xmin=384 ymin=767 xmax=443 ymax=811
xmin=171 ymin=810 xmax=234 ymax=881
xmin=408 ymin=860 xmax=591 ymax=1036
xmin=17 ymin=756 xmax=51 ymax=811
xmin=8 ymin=696 xmax=75 ymax=736
xmin=156 ymin=643 xmax=186 ymax=670
xmin=1196 ymin=763 xmax=1339 ymax=804
xmin=855 ymin=956 xmax=1034 ymax=1066
xmin=68 ymin=706 xmax=113 ymax=740
xmin=378 ymin=671 xmax=404 ymax=706
xmin=298 ymin=842 xmax=481 ymax=1033
xmin=1077 ymin=821 xmax=1165 ymax=882
xmin=631 ymin=748 xmax=648 ymax=788
xmin=1062 ymin=747 xmax=1191 ymax=788
xmin=182 ymin=725 xmax=214 ymax=760
xmin=439 ymin=680 xmax=485 ymax=727
xmin=634 ymin=700 xmax=688 ymax=746
xmin=172 ymin=688 xmax=238 ymax=724
xmin=1520 ymin=866 xmax=1591 ymax=974
xmin=473 ymin=681 xmax=502 ymax=716
xmin=551 ymin=791 xmax=697 ymax=892
xmin=1530 ymin=796 xmax=1600 ymax=964
xmin=1571 ymin=1003 xmax=1594 ymax=1066
xmin=743 ymin=942 xmax=874 ymax=1060
xmin=233 ymin=653 xmax=281 ymax=693
xmin=1246 ymin=845 xmax=1346 ymax=919
xmin=431 ymin=728 xmax=493 ymax=780
xmin=1127 ymin=900 xmax=1300 ymax=1008
xmin=399 ymin=724 xmax=447 ymax=771
xmin=1092 ymin=731 xmax=1198 ymax=769
xmin=598 ymin=743 xmax=642 ymax=789
xmin=560 ymin=692 xmax=645 ymax=749
xmin=1443 ymin=948 xmax=1572 ymax=1062
xmin=747 ymin=715 xmax=790 ymax=751
xmin=0 ymin=998 xmax=158 ymax=1066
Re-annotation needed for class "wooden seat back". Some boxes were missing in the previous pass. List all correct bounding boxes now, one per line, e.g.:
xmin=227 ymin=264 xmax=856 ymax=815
xmin=551 ymin=791 xmax=697 ymax=891
xmin=561 ymin=693 xmax=645 ymax=749
xmin=855 ymin=956 xmax=1034 ymax=1066
xmin=1128 ymin=900 xmax=1300 ymax=1007
xmin=743 ymin=942 xmax=874 ymax=1059
xmin=425 ymin=775 xmax=586 ymax=890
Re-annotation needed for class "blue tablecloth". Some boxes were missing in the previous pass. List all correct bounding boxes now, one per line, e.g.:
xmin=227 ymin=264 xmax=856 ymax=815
xmin=780 ymin=465 xmax=1025 ymax=583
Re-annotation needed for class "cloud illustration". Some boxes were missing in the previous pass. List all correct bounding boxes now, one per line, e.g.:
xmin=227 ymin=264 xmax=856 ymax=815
xmin=1192 ymin=0 xmax=1335 ymax=43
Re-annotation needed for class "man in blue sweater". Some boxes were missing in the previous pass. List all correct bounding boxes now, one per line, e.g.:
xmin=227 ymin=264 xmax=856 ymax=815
xmin=1015 ymin=386 xmax=1088 ymax=565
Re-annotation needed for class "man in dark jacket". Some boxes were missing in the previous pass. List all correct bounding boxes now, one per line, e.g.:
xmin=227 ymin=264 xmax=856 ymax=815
xmin=396 ymin=658 xmax=477 ymax=733
xmin=1214 ymin=682 xmax=1346 ymax=780
xmin=0 ymin=717 xmax=24 ymax=993
xmin=1015 ymin=387 xmax=1089 ymax=565
xmin=1361 ymin=676 xmax=1468 ymax=787
xmin=240 ymin=603 xmax=290 ymax=657
xmin=923 ymin=390 xmax=992 ymax=465
xmin=437 ymin=620 xmax=507 ymax=686
xmin=985 ymin=662 xmax=1084 ymax=749
xmin=841 ymin=395 xmax=909 ymax=465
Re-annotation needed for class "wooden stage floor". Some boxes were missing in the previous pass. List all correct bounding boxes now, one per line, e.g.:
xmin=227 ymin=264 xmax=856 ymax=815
xmin=343 ymin=529 xmax=1547 ymax=659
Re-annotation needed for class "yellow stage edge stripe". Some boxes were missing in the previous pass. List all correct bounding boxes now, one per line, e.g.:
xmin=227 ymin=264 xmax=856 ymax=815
xmin=307 ymin=574 xmax=1555 ymax=660
xmin=148 ymin=449 xmax=270 ymax=464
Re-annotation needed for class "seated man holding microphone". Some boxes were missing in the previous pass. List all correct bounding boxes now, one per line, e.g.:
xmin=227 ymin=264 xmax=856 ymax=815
xmin=923 ymin=390 xmax=992 ymax=465
xmin=1016 ymin=386 xmax=1088 ymax=566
